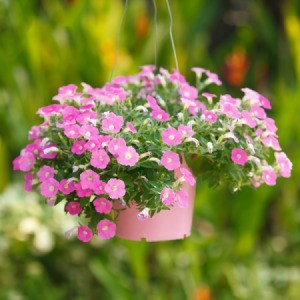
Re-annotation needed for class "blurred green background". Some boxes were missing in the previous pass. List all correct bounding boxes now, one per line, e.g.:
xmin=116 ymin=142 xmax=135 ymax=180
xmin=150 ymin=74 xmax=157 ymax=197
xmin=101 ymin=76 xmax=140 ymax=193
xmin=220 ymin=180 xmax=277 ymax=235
xmin=0 ymin=0 xmax=300 ymax=299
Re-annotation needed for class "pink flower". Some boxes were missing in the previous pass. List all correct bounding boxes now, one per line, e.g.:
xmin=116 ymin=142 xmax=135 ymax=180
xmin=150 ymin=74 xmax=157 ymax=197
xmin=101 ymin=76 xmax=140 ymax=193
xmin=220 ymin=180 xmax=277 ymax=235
xmin=93 ymin=179 xmax=106 ymax=195
xmin=62 ymin=106 xmax=79 ymax=124
xmin=241 ymin=110 xmax=256 ymax=128
xmin=75 ymin=182 xmax=93 ymax=198
xmin=275 ymin=152 xmax=292 ymax=178
xmin=77 ymin=225 xmax=93 ymax=243
xmin=108 ymin=138 xmax=127 ymax=156
xmin=220 ymin=94 xmax=240 ymax=106
xmin=179 ymin=84 xmax=198 ymax=100
xmin=176 ymin=189 xmax=189 ymax=208
xmin=146 ymin=96 xmax=161 ymax=110
xmin=251 ymin=104 xmax=266 ymax=119
xmin=261 ymin=135 xmax=281 ymax=151
xmin=202 ymin=93 xmax=216 ymax=101
xmin=170 ymin=70 xmax=186 ymax=84
xmin=160 ymin=187 xmax=175 ymax=205
xmin=97 ymin=219 xmax=116 ymax=240
xmin=28 ymin=125 xmax=42 ymax=140
xmin=79 ymin=125 xmax=98 ymax=140
xmin=264 ymin=118 xmax=277 ymax=133
xmin=117 ymin=146 xmax=139 ymax=167
xmin=179 ymin=168 xmax=196 ymax=186
xmin=24 ymin=173 xmax=33 ymax=192
xmin=98 ymin=135 xmax=112 ymax=148
xmin=15 ymin=152 xmax=36 ymax=172
xmin=76 ymin=111 xmax=97 ymax=125
xmin=71 ymin=140 xmax=86 ymax=155
xmin=40 ymin=178 xmax=59 ymax=198
xmin=38 ymin=104 xmax=63 ymax=118
xmin=221 ymin=103 xmax=241 ymax=119
xmin=262 ymin=168 xmax=277 ymax=186
xmin=59 ymin=179 xmax=76 ymax=194
xmin=93 ymin=198 xmax=112 ymax=214
xmin=205 ymin=71 xmax=222 ymax=86
xmin=259 ymin=95 xmax=271 ymax=109
xmin=161 ymin=151 xmax=180 ymax=171
xmin=203 ymin=110 xmax=217 ymax=123
xmin=191 ymin=67 xmax=206 ymax=77
xmin=151 ymin=109 xmax=170 ymax=122
xmin=63 ymin=124 xmax=81 ymax=139
xmin=161 ymin=127 xmax=182 ymax=146
xmin=101 ymin=112 xmax=124 ymax=133
xmin=39 ymin=142 xmax=58 ymax=159
xmin=178 ymin=124 xmax=194 ymax=138
xmin=231 ymin=148 xmax=248 ymax=165
xmin=91 ymin=149 xmax=110 ymax=169
xmin=80 ymin=170 xmax=100 ymax=190
xmin=188 ymin=101 xmax=206 ymax=116
xmin=105 ymin=178 xmax=126 ymax=199
xmin=127 ymin=122 xmax=137 ymax=133
xmin=53 ymin=84 xmax=78 ymax=102
xmin=66 ymin=201 xmax=82 ymax=215
xmin=84 ymin=138 xmax=100 ymax=152
xmin=37 ymin=166 xmax=54 ymax=181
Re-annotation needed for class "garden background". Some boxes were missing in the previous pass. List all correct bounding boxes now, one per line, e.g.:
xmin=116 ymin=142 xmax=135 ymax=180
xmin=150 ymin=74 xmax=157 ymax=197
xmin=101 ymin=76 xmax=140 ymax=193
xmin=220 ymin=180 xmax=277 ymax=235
xmin=0 ymin=0 xmax=299 ymax=299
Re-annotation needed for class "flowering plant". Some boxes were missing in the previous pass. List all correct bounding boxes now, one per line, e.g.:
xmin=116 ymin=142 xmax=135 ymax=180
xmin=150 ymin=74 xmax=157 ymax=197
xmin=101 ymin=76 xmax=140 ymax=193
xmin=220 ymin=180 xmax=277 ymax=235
xmin=13 ymin=66 xmax=292 ymax=242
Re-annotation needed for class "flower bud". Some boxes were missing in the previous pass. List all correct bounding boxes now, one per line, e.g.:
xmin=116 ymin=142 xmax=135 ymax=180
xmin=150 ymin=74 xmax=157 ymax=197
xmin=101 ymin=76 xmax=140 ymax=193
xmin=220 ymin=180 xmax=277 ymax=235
xmin=177 ymin=112 xmax=183 ymax=120
xmin=137 ymin=207 xmax=150 ymax=221
xmin=43 ymin=147 xmax=59 ymax=154
xmin=207 ymin=142 xmax=213 ymax=153
xmin=149 ymin=158 xmax=161 ymax=165
xmin=247 ymin=143 xmax=255 ymax=155
xmin=135 ymin=106 xmax=148 ymax=113
xmin=184 ymin=137 xmax=199 ymax=147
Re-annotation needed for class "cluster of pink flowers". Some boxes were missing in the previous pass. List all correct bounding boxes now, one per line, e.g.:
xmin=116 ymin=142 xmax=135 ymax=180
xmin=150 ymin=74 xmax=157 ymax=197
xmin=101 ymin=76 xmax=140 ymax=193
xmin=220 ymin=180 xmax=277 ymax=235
xmin=13 ymin=65 xmax=292 ymax=242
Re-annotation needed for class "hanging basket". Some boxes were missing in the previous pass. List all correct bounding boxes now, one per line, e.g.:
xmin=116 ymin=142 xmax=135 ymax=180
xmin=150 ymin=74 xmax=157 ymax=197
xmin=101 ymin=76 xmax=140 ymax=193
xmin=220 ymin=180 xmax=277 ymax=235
xmin=116 ymin=162 xmax=196 ymax=242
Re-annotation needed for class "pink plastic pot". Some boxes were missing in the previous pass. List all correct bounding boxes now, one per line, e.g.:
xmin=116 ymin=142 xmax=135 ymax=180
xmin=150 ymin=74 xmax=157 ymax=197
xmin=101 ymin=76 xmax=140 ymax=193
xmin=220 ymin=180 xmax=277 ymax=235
xmin=116 ymin=165 xmax=196 ymax=242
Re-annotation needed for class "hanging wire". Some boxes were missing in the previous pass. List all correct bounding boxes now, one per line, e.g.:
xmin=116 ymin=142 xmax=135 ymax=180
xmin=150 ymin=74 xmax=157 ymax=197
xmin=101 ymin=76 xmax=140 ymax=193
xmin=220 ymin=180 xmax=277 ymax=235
xmin=110 ymin=0 xmax=129 ymax=81
xmin=165 ymin=0 xmax=179 ymax=71
xmin=152 ymin=0 xmax=158 ymax=66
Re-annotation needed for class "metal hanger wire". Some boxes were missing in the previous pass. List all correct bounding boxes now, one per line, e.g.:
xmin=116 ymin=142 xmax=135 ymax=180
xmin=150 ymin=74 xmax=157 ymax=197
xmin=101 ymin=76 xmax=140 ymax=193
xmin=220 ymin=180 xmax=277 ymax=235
xmin=110 ymin=0 xmax=179 ymax=81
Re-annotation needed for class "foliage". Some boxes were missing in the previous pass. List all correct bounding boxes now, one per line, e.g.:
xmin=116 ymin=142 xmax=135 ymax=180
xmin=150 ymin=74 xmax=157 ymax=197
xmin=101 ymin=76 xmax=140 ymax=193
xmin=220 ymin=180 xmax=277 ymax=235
xmin=0 ymin=0 xmax=300 ymax=299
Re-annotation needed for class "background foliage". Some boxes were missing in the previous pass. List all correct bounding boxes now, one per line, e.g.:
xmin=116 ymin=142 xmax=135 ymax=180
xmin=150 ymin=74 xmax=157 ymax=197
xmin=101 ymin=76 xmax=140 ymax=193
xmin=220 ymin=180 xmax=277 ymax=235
xmin=0 ymin=0 xmax=299 ymax=299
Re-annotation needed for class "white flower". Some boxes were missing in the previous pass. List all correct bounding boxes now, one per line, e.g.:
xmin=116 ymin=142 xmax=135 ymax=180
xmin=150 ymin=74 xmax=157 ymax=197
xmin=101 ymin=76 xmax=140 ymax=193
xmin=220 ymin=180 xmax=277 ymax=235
xmin=187 ymin=120 xmax=196 ymax=127
xmin=177 ymin=112 xmax=183 ymax=120
xmin=135 ymin=106 xmax=148 ymax=113
xmin=247 ymin=143 xmax=255 ymax=155
xmin=137 ymin=208 xmax=150 ymax=221
xmin=40 ymin=138 xmax=50 ymax=147
xmin=207 ymin=142 xmax=213 ymax=153
xmin=184 ymin=137 xmax=199 ymax=147
xmin=43 ymin=146 xmax=59 ymax=154
xmin=149 ymin=158 xmax=161 ymax=165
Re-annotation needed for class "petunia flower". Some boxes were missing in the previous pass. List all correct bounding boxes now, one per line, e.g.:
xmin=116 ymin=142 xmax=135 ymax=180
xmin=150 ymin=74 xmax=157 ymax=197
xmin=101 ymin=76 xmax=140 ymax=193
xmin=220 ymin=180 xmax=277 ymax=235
xmin=66 ymin=201 xmax=82 ymax=215
xmin=97 ymin=219 xmax=116 ymax=240
xmin=93 ymin=198 xmax=112 ymax=214
xmin=275 ymin=152 xmax=292 ymax=178
xmin=91 ymin=149 xmax=110 ymax=169
xmin=105 ymin=178 xmax=126 ymax=199
xmin=37 ymin=165 xmax=55 ymax=181
xmin=117 ymin=146 xmax=139 ymax=167
xmin=77 ymin=225 xmax=93 ymax=242
xmin=231 ymin=148 xmax=248 ymax=165
xmin=160 ymin=187 xmax=175 ymax=205
xmin=161 ymin=151 xmax=180 ymax=171
xmin=40 ymin=178 xmax=59 ymax=198
xmin=161 ymin=127 xmax=182 ymax=146
xmin=80 ymin=169 xmax=100 ymax=190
